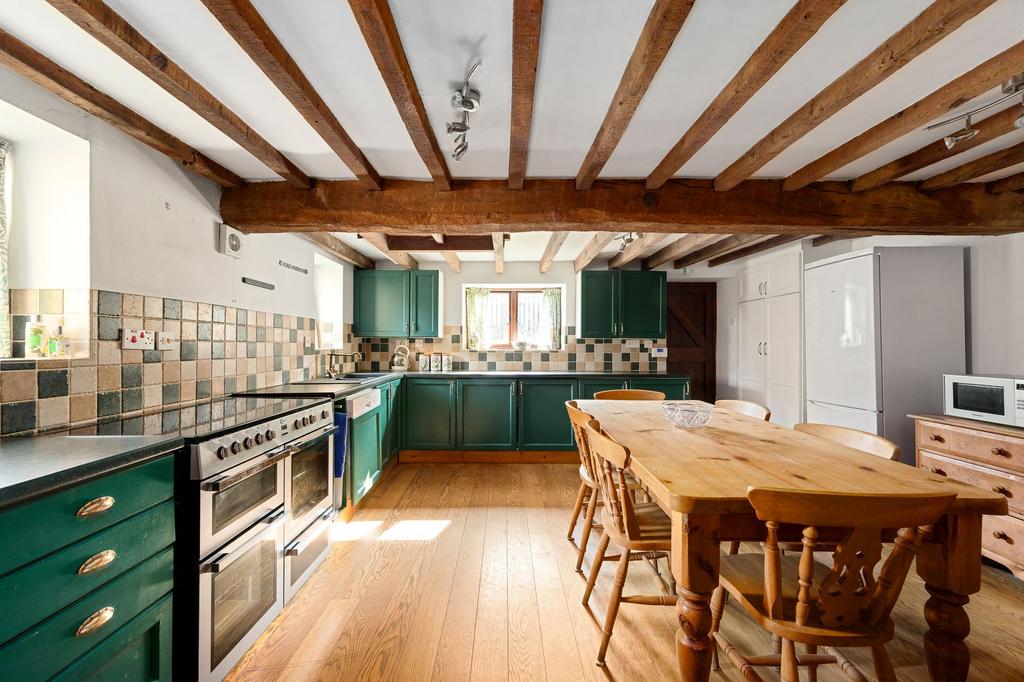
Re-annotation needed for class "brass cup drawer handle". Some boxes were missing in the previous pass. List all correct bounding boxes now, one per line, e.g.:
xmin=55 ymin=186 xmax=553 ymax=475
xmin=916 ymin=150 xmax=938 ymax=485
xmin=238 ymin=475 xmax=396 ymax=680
xmin=992 ymin=485 xmax=1012 ymax=497
xmin=929 ymin=467 xmax=947 ymax=477
xmin=78 ymin=549 xmax=117 ymax=575
xmin=928 ymin=434 xmax=945 ymax=443
xmin=76 ymin=496 xmax=115 ymax=517
xmin=75 ymin=606 xmax=115 ymax=637
xmin=992 ymin=447 xmax=1011 ymax=458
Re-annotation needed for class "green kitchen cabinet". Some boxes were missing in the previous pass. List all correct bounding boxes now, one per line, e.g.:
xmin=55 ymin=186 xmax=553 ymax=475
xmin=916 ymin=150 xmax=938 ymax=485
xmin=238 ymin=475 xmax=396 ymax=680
xmin=380 ymin=379 xmax=402 ymax=465
xmin=404 ymin=378 xmax=457 ymax=449
xmin=353 ymin=270 xmax=410 ymax=337
xmin=629 ymin=376 xmax=691 ymax=400
xmin=350 ymin=406 xmax=381 ymax=505
xmin=456 ymin=379 xmax=518 ymax=450
xmin=409 ymin=271 xmax=441 ymax=338
xmin=578 ymin=377 xmax=629 ymax=399
xmin=578 ymin=271 xmax=666 ymax=339
xmin=519 ymin=379 xmax=578 ymax=450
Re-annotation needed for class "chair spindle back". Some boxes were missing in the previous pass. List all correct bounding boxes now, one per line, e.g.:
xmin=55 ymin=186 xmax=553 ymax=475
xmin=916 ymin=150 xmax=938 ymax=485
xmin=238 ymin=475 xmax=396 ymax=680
xmin=565 ymin=400 xmax=599 ymax=483
xmin=583 ymin=419 xmax=642 ymax=540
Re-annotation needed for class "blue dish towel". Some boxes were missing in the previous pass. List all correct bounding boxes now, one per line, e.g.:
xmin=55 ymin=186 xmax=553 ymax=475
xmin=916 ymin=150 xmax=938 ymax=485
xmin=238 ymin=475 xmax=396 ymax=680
xmin=333 ymin=411 xmax=349 ymax=479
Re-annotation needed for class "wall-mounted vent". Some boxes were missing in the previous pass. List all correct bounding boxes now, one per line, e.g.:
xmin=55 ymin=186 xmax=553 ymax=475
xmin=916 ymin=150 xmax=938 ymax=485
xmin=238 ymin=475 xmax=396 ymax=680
xmin=218 ymin=223 xmax=244 ymax=259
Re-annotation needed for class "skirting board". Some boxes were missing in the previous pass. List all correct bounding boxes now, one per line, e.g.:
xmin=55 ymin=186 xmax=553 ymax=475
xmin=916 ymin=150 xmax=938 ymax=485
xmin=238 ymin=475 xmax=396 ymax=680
xmin=399 ymin=450 xmax=578 ymax=464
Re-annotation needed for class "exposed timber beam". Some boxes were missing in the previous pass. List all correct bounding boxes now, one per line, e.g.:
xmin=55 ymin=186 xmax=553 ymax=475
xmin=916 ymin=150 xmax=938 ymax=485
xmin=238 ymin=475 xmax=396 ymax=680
xmin=201 ymin=0 xmax=381 ymax=189
xmin=48 ymin=0 xmax=310 ymax=188
xmin=641 ymin=233 xmax=721 ymax=270
xmin=348 ymin=0 xmax=451 ymax=190
xmin=508 ymin=0 xmax=543 ymax=190
xmin=574 ymin=233 xmax=617 ymax=272
xmin=539 ymin=231 xmax=568 ymax=273
xmin=441 ymin=251 xmax=462 ymax=273
xmin=575 ymin=0 xmax=694 ymax=190
xmin=714 ymin=0 xmax=997 ymax=191
xmin=919 ymin=140 xmax=1024 ymax=191
xmin=674 ymin=235 xmax=768 ymax=269
xmin=303 ymin=233 xmax=374 ymax=269
xmin=220 ymin=179 xmax=1024 ymax=236
xmin=646 ymin=0 xmax=843 ymax=189
xmin=707 ymin=234 xmax=805 ymax=267
xmin=386 ymin=235 xmax=494 ymax=251
xmin=608 ymin=233 xmax=669 ymax=269
xmin=783 ymin=39 xmax=1024 ymax=191
xmin=811 ymin=231 xmax=876 ymax=247
xmin=492 ymin=233 xmax=505 ymax=274
xmin=0 ymin=29 xmax=243 ymax=188
xmin=989 ymin=171 xmax=1024 ymax=194
xmin=361 ymin=233 xmax=418 ymax=269
xmin=851 ymin=105 xmax=1022 ymax=191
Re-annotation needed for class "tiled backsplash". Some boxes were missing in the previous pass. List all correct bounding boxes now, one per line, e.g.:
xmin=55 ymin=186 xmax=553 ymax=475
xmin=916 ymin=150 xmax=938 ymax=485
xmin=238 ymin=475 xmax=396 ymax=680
xmin=0 ymin=289 xmax=334 ymax=436
xmin=356 ymin=325 xmax=667 ymax=373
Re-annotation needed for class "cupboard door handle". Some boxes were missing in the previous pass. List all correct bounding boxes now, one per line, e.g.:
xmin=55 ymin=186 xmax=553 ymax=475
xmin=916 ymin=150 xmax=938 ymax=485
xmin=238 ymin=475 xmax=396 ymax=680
xmin=78 ymin=549 xmax=117 ymax=575
xmin=992 ymin=447 xmax=1011 ymax=458
xmin=762 ymin=341 xmax=767 ymax=355
xmin=929 ymin=467 xmax=947 ymax=476
xmin=77 ymin=496 xmax=115 ymax=517
xmin=993 ymin=530 xmax=1012 ymax=543
xmin=76 ymin=606 xmax=115 ymax=637
xmin=993 ymin=485 xmax=1011 ymax=496
xmin=928 ymin=434 xmax=945 ymax=443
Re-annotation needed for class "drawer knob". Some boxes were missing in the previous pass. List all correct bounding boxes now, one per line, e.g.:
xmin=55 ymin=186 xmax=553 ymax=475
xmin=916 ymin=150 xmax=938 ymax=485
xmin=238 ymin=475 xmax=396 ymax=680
xmin=992 ymin=486 xmax=1012 ymax=497
xmin=75 ymin=606 xmax=115 ymax=637
xmin=929 ymin=434 xmax=945 ymax=443
xmin=993 ymin=530 xmax=1013 ymax=543
xmin=992 ymin=447 xmax=1011 ymax=458
xmin=76 ymin=496 xmax=115 ymax=517
xmin=78 ymin=549 xmax=117 ymax=575
xmin=929 ymin=467 xmax=947 ymax=477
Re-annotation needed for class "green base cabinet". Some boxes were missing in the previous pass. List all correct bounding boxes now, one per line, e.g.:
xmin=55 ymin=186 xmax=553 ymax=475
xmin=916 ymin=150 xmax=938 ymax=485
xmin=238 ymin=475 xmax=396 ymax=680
xmin=628 ymin=377 xmax=691 ymax=400
xmin=380 ymin=379 xmax=402 ymax=465
xmin=519 ymin=379 xmax=578 ymax=450
xmin=457 ymin=379 xmax=518 ymax=450
xmin=578 ymin=270 xmax=666 ymax=339
xmin=350 ymin=407 xmax=381 ymax=505
xmin=404 ymin=378 xmax=456 ymax=449
xmin=578 ymin=377 xmax=628 ymax=399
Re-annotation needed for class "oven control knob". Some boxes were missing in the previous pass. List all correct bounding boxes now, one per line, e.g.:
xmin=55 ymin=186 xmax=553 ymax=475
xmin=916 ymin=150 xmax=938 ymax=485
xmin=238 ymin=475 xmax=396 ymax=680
xmin=309 ymin=414 xmax=317 ymax=424
xmin=230 ymin=441 xmax=242 ymax=455
xmin=302 ymin=416 xmax=310 ymax=426
xmin=216 ymin=445 xmax=229 ymax=460
xmin=294 ymin=418 xmax=302 ymax=429
xmin=254 ymin=432 xmax=264 ymax=445
xmin=266 ymin=429 xmax=276 ymax=441
xmin=243 ymin=437 xmax=254 ymax=449
xmin=321 ymin=409 xmax=329 ymax=420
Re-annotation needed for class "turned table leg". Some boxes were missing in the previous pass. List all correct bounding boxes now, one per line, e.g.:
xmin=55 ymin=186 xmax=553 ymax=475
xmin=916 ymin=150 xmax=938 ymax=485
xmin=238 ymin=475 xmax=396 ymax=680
xmin=915 ymin=513 xmax=982 ymax=682
xmin=672 ymin=512 xmax=720 ymax=681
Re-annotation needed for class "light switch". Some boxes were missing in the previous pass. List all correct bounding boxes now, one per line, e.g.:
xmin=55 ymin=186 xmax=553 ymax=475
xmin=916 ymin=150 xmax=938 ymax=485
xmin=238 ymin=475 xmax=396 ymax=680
xmin=651 ymin=347 xmax=668 ymax=357
xmin=122 ymin=328 xmax=155 ymax=350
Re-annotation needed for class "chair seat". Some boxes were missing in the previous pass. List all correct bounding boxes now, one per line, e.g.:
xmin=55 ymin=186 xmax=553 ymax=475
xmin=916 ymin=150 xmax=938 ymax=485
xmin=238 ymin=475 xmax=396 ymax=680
xmin=598 ymin=503 xmax=672 ymax=551
xmin=719 ymin=553 xmax=894 ymax=647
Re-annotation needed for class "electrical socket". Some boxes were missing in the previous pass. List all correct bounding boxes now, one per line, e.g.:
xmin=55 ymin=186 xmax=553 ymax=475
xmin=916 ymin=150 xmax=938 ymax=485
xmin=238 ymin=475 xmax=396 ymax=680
xmin=156 ymin=330 xmax=180 ymax=351
xmin=122 ymin=328 xmax=155 ymax=350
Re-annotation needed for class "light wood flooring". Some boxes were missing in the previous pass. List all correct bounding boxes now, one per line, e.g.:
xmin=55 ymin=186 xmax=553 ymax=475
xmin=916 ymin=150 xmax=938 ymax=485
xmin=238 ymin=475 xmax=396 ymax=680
xmin=227 ymin=463 xmax=1024 ymax=681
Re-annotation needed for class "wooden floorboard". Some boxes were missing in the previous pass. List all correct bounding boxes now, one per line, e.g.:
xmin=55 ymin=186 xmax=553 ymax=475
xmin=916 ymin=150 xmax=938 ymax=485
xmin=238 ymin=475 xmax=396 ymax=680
xmin=228 ymin=462 xmax=1024 ymax=681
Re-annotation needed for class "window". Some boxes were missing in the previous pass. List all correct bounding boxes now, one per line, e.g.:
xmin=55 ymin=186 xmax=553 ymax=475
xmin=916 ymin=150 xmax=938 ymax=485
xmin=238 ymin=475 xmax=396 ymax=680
xmin=465 ymin=286 xmax=562 ymax=351
xmin=0 ymin=141 xmax=10 ymax=357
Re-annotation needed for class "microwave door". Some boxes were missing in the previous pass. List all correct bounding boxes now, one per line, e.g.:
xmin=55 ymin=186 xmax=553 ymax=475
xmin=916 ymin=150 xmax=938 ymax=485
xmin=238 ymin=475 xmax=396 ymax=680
xmin=946 ymin=378 xmax=1015 ymax=425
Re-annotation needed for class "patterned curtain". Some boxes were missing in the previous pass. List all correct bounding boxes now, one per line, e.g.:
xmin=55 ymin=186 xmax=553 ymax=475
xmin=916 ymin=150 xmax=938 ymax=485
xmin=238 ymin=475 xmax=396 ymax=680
xmin=0 ymin=141 xmax=10 ymax=357
xmin=544 ymin=288 xmax=562 ymax=350
xmin=464 ymin=287 xmax=489 ymax=350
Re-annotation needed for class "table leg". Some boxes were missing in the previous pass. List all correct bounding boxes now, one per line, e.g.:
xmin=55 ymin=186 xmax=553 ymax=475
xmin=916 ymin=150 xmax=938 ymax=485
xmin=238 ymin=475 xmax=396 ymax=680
xmin=671 ymin=512 xmax=720 ymax=681
xmin=915 ymin=513 xmax=982 ymax=682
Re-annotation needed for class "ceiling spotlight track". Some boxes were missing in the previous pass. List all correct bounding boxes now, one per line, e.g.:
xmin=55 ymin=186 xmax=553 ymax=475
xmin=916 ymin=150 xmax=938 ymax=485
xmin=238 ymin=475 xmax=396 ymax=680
xmin=925 ymin=73 xmax=1024 ymax=148
xmin=447 ymin=57 xmax=482 ymax=162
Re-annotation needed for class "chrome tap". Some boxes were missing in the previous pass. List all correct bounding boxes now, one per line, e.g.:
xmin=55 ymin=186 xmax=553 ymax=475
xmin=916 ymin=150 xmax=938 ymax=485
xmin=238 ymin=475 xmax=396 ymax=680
xmin=325 ymin=351 xmax=363 ymax=378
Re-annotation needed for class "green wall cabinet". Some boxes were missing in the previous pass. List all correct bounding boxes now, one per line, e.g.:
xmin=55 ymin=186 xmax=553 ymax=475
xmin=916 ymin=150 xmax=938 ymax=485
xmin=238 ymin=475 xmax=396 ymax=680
xmin=404 ymin=378 xmax=457 ymax=449
xmin=457 ymin=379 xmax=518 ymax=450
xmin=578 ymin=377 xmax=628 ymax=399
xmin=353 ymin=270 xmax=442 ymax=338
xmin=628 ymin=377 xmax=691 ymax=400
xmin=578 ymin=271 xmax=666 ymax=339
xmin=350 ymin=407 xmax=381 ymax=504
xmin=519 ymin=379 xmax=578 ymax=450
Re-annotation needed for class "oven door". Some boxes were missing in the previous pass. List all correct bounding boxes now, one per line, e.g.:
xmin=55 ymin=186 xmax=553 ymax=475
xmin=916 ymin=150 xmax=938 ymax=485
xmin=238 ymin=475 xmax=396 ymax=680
xmin=199 ymin=445 xmax=289 ymax=559
xmin=284 ymin=506 xmax=335 ymax=603
xmin=198 ymin=508 xmax=285 ymax=681
xmin=944 ymin=375 xmax=1015 ymax=425
xmin=285 ymin=427 xmax=335 ymax=540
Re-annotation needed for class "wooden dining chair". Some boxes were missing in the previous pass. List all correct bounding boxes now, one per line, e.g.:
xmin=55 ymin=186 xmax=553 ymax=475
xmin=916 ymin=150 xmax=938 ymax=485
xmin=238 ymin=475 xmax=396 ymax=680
xmin=715 ymin=399 xmax=771 ymax=421
xmin=794 ymin=422 xmax=901 ymax=461
xmin=710 ymin=487 xmax=956 ymax=682
xmin=593 ymin=388 xmax=666 ymax=400
xmin=565 ymin=400 xmax=603 ymax=573
xmin=581 ymin=419 xmax=676 ymax=665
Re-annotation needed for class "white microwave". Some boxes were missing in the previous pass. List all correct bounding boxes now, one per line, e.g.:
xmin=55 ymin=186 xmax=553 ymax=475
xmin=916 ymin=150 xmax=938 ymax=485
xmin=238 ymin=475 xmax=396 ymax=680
xmin=943 ymin=374 xmax=1024 ymax=427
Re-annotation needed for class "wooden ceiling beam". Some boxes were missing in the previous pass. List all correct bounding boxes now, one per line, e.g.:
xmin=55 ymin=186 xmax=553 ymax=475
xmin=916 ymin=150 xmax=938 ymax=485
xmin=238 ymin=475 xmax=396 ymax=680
xmin=492 ymin=233 xmax=505 ymax=274
xmin=303 ymin=233 xmax=374 ymax=269
xmin=220 ymin=178 xmax=1024 ymax=236
xmin=641 ymin=233 xmax=721 ymax=270
xmin=608 ymin=233 xmax=669 ymax=269
xmin=47 ymin=0 xmax=310 ymax=188
xmin=348 ymin=0 xmax=451 ymax=190
xmin=919 ymin=140 xmax=1024 ymax=191
xmin=851 ymin=105 xmax=1022 ymax=191
xmin=573 ymin=233 xmax=617 ymax=272
xmin=539 ymin=231 xmax=568 ymax=273
xmin=646 ymin=0 xmax=843 ymax=190
xmin=201 ymin=0 xmax=381 ymax=189
xmin=360 ymin=233 xmax=418 ymax=269
xmin=508 ymin=0 xmax=543 ymax=190
xmin=386 ymin=235 xmax=494 ymax=251
xmin=707 ymin=234 xmax=805 ymax=267
xmin=811 ymin=231 xmax=876 ymax=247
xmin=783 ymin=39 xmax=1024 ymax=191
xmin=989 ymin=171 xmax=1024 ymax=194
xmin=574 ymin=0 xmax=694 ymax=190
xmin=674 ymin=234 xmax=768 ymax=269
xmin=714 ymin=0 xmax=997 ymax=191
xmin=441 ymin=251 xmax=462 ymax=273
xmin=0 ymin=29 xmax=243 ymax=188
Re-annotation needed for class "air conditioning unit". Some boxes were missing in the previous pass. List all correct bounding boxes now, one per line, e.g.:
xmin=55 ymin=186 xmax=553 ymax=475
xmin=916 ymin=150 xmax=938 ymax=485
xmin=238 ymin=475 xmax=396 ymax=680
xmin=218 ymin=223 xmax=244 ymax=259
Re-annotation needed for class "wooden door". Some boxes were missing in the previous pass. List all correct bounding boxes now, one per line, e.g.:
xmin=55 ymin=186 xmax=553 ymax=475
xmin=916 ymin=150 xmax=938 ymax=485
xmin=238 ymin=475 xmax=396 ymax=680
xmin=666 ymin=283 xmax=717 ymax=402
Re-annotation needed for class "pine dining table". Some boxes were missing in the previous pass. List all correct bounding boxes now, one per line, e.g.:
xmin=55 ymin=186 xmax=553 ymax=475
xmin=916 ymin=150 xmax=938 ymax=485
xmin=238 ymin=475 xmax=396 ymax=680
xmin=575 ymin=400 xmax=1009 ymax=682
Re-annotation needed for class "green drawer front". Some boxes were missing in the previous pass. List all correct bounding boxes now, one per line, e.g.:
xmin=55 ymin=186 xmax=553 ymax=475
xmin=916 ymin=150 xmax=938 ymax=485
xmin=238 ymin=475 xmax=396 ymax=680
xmin=0 ymin=547 xmax=173 ymax=681
xmin=628 ymin=377 xmax=691 ymax=400
xmin=0 ymin=456 xmax=174 ymax=576
xmin=578 ymin=378 xmax=628 ymax=399
xmin=0 ymin=500 xmax=175 ymax=645
xmin=52 ymin=594 xmax=172 ymax=682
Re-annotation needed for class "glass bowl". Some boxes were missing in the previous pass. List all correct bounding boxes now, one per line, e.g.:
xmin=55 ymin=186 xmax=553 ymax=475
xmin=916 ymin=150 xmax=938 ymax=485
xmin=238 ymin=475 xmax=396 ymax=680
xmin=662 ymin=401 xmax=714 ymax=428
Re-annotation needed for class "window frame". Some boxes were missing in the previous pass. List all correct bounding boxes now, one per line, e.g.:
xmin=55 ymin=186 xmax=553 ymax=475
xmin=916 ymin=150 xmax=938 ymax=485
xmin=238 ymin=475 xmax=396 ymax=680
xmin=486 ymin=288 xmax=544 ymax=350
xmin=462 ymin=283 xmax=565 ymax=352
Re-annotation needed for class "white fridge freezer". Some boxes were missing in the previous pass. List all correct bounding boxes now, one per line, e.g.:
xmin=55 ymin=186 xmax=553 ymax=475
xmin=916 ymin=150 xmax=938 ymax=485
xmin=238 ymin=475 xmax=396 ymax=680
xmin=803 ymin=247 xmax=966 ymax=464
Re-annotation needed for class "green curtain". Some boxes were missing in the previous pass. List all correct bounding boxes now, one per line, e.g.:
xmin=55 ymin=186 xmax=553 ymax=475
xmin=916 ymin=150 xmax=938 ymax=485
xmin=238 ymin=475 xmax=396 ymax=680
xmin=544 ymin=288 xmax=561 ymax=351
xmin=464 ymin=287 xmax=489 ymax=350
xmin=0 ymin=142 xmax=10 ymax=357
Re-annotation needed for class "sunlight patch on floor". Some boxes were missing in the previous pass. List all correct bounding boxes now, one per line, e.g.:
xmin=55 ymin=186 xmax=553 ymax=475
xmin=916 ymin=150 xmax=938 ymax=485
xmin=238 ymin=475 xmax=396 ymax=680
xmin=377 ymin=519 xmax=451 ymax=541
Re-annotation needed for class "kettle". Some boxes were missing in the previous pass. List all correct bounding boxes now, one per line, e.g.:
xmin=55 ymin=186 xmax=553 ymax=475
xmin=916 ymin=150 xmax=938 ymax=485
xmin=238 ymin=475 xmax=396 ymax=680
xmin=390 ymin=344 xmax=411 ymax=371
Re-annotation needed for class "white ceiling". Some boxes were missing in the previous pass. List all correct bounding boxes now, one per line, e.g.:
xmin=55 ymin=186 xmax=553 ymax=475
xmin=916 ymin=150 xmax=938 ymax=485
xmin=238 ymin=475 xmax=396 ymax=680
xmin=2 ymin=0 xmax=1022 ymax=265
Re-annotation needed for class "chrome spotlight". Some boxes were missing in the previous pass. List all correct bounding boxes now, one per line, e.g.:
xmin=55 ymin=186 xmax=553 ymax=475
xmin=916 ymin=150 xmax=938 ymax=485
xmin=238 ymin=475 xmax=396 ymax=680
xmin=446 ymin=120 xmax=470 ymax=134
xmin=944 ymin=115 xmax=978 ymax=150
xmin=451 ymin=135 xmax=469 ymax=162
xmin=450 ymin=88 xmax=481 ymax=113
